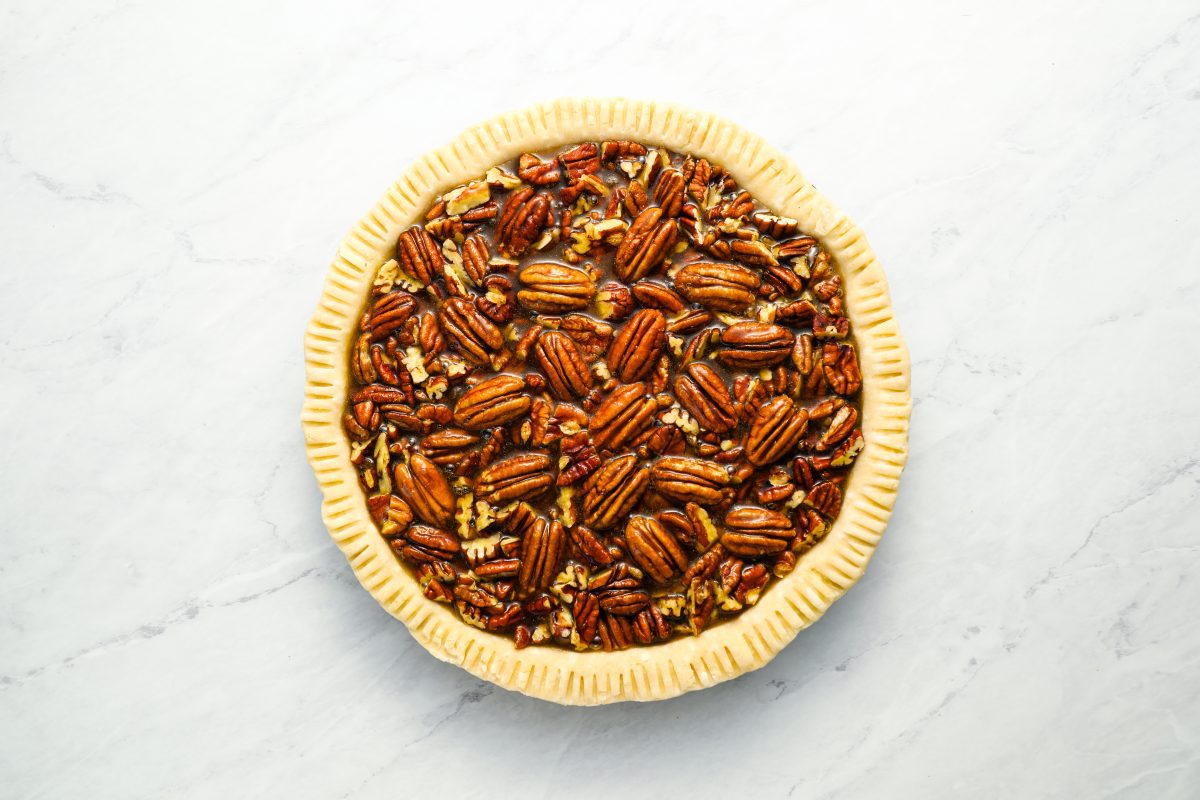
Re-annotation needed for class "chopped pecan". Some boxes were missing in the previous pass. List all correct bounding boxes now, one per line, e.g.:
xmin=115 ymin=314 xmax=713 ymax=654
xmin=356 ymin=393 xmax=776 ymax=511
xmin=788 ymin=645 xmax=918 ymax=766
xmin=558 ymin=142 xmax=600 ymax=182
xmin=559 ymin=313 xmax=613 ymax=361
xmin=518 ymin=153 xmax=561 ymax=185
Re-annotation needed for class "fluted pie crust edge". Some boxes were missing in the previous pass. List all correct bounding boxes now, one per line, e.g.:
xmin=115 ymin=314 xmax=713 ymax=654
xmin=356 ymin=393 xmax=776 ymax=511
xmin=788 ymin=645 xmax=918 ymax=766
xmin=302 ymin=98 xmax=910 ymax=705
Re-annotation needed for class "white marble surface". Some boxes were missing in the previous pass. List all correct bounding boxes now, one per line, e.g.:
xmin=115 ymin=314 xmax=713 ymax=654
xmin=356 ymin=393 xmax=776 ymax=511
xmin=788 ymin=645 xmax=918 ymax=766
xmin=2 ymin=1 xmax=1199 ymax=796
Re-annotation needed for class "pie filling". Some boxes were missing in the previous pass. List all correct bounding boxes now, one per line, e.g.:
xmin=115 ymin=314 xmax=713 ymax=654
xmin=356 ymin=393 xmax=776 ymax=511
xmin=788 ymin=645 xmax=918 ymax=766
xmin=344 ymin=141 xmax=865 ymax=651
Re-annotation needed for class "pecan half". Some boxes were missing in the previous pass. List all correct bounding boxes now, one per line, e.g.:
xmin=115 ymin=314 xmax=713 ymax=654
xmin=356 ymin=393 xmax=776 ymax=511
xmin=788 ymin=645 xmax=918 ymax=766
xmin=461 ymin=233 xmax=490 ymax=284
xmin=533 ymin=331 xmax=593 ymax=400
xmin=674 ymin=262 xmax=761 ymax=313
xmin=518 ymin=518 xmax=565 ymax=595
xmin=476 ymin=453 xmax=554 ymax=504
xmin=439 ymin=296 xmax=505 ymax=364
xmin=654 ymin=168 xmax=686 ymax=217
xmin=608 ymin=309 xmax=666 ymax=383
xmin=589 ymin=382 xmax=658 ymax=452
xmin=721 ymin=506 xmax=793 ymax=557
xmin=614 ymin=207 xmax=677 ymax=282
xmin=717 ymin=322 xmax=795 ymax=369
xmin=673 ymin=362 xmax=737 ymax=434
xmin=625 ymin=516 xmax=688 ymax=583
xmin=518 ymin=153 xmax=561 ymax=186
xmin=517 ymin=262 xmax=596 ymax=313
xmin=822 ymin=343 xmax=862 ymax=396
xmin=650 ymin=457 xmax=730 ymax=506
xmin=745 ymin=396 xmax=810 ymax=467
xmin=419 ymin=429 xmax=481 ymax=466
xmin=395 ymin=225 xmax=442 ymax=284
xmin=581 ymin=454 xmax=650 ymax=530
xmin=558 ymin=142 xmax=600 ymax=182
xmin=452 ymin=374 xmax=531 ymax=430
xmin=496 ymin=187 xmax=551 ymax=257
xmin=393 ymin=453 xmax=456 ymax=528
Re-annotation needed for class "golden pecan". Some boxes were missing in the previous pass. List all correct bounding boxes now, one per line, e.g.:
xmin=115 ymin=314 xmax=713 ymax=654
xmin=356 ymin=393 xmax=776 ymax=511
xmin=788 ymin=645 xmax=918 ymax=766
xmin=729 ymin=238 xmax=778 ymax=267
xmin=461 ymin=233 xmax=490 ymax=284
xmin=722 ymin=506 xmax=793 ymax=557
xmin=745 ymin=396 xmax=810 ymax=467
xmin=395 ymin=225 xmax=442 ymax=284
xmin=654 ymin=168 xmax=686 ymax=217
xmin=632 ymin=604 xmax=672 ymax=644
xmin=496 ymin=187 xmax=551 ymax=257
xmin=599 ymin=588 xmax=651 ymax=615
xmin=601 ymin=140 xmax=647 ymax=161
xmin=533 ymin=331 xmax=593 ymax=400
xmin=397 ymin=523 xmax=460 ymax=562
xmin=608 ymin=309 xmax=666 ymax=382
xmin=559 ymin=313 xmax=613 ymax=361
xmin=590 ymin=382 xmax=658 ymax=452
xmin=393 ymin=453 xmax=455 ymax=527
xmin=674 ymin=362 xmax=737 ymax=434
xmin=816 ymin=404 xmax=858 ymax=451
xmin=476 ymin=453 xmax=554 ymax=504
xmin=452 ymin=374 xmax=531 ymax=430
xmin=581 ymin=454 xmax=650 ymax=530
xmin=419 ymin=428 xmax=481 ymax=466
xmin=675 ymin=262 xmax=761 ymax=313
xmin=558 ymin=142 xmax=600 ymax=182
xmin=717 ymin=322 xmax=795 ymax=369
xmin=518 ymin=517 xmax=565 ymax=595
xmin=595 ymin=282 xmax=635 ymax=321
xmin=566 ymin=523 xmax=612 ymax=567
xmin=822 ymin=343 xmax=862 ymax=396
xmin=614 ymin=207 xmax=677 ymax=282
xmin=517 ymin=153 xmax=561 ymax=185
xmin=367 ymin=493 xmax=413 ymax=537
xmin=439 ymin=296 xmax=504 ymax=364
xmin=803 ymin=481 xmax=843 ymax=518
xmin=365 ymin=292 xmax=418 ymax=340
xmin=650 ymin=457 xmax=730 ymax=506
xmin=625 ymin=516 xmax=688 ymax=583
xmin=631 ymin=280 xmax=685 ymax=314
xmin=516 ymin=262 xmax=596 ymax=313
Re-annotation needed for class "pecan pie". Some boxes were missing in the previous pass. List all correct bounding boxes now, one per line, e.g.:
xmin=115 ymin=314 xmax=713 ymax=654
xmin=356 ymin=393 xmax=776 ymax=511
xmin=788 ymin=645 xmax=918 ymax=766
xmin=304 ymin=99 xmax=910 ymax=704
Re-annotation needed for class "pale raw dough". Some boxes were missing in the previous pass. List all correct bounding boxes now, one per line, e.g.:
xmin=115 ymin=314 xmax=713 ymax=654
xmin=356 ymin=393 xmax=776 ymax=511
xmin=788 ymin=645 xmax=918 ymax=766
xmin=302 ymin=98 xmax=911 ymax=705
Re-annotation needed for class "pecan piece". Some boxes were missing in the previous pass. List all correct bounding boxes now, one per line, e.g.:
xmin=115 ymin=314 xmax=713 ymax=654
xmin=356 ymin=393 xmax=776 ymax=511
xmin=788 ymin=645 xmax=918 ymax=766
xmin=815 ymin=405 xmax=858 ymax=451
xmin=419 ymin=428 xmax=481 ymax=466
xmin=607 ymin=309 xmax=666 ymax=383
xmin=392 ymin=453 xmax=455 ymax=527
xmin=675 ymin=262 xmax=761 ymax=313
xmin=625 ymin=516 xmax=688 ymax=583
xmin=581 ymin=454 xmax=650 ymax=530
xmin=599 ymin=589 xmax=651 ymax=616
xmin=439 ymin=296 xmax=504 ymax=364
xmin=595 ymin=282 xmax=635 ymax=321
xmin=745 ymin=396 xmax=810 ymax=467
xmin=452 ymin=374 xmax=531 ymax=430
xmin=395 ymin=225 xmax=443 ymax=284
xmin=631 ymin=281 xmax=686 ymax=314
xmin=803 ymin=481 xmax=843 ymax=518
xmin=517 ymin=153 xmax=561 ymax=185
xmin=559 ymin=313 xmax=613 ymax=361
xmin=476 ymin=453 xmax=554 ymax=504
xmin=397 ymin=523 xmax=460 ymax=562
xmin=650 ymin=457 xmax=730 ymax=506
xmin=654 ymin=168 xmax=686 ymax=217
xmin=613 ymin=207 xmax=677 ymax=282
xmin=517 ymin=262 xmax=596 ymax=313
xmin=674 ymin=362 xmax=737 ymax=434
xmin=461 ymin=233 xmax=490 ymax=284
xmin=589 ymin=382 xmax=658 ymax=452
xmin=717 ymin=322 xmax=795 ymax=369
xmin=822 ymin=343 xmax=862 ymax=396
xmin=558 ymin=142 xmax=600 ymax=182
xmin=518 ymin=518 xmax=566 ymax=595
xmin=533 ymin=331 xmax=593 ymax=400
xmin=722 ymin=506 xmax=793 ymax=557
xmin=367 ymin=493 xmax=413 ymax=537
xmin=496 ymin=187 xmax=551 ymax=257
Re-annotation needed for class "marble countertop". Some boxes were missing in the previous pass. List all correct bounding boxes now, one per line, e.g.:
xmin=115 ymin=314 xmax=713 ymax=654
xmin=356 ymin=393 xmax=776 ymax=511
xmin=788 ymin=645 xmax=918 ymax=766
xmin=3 ymin=1 xmax=1198 ymax=797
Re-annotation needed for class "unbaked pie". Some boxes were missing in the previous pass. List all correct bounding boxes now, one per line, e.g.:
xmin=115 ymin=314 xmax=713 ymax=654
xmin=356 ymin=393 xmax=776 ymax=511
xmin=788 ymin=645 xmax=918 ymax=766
xmin=303 ymin=99 xmax=910 ymax=704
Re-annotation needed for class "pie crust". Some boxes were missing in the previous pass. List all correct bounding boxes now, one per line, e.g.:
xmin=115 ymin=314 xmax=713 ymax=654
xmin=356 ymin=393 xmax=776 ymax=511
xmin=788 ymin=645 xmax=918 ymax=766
xmin=302 ymin=98 xmax=910 ymax=704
